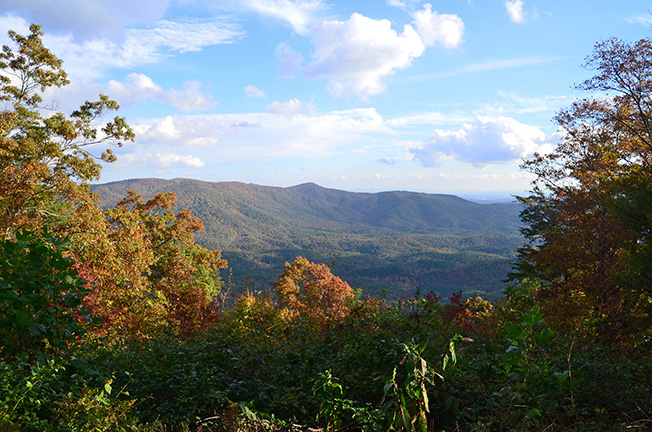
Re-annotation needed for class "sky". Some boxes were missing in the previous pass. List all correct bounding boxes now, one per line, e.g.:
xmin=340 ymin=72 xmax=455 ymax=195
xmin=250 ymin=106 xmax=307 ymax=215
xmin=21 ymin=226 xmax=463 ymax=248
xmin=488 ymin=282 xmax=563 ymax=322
xmin=1 ymin=1 xmax=651 ymax=198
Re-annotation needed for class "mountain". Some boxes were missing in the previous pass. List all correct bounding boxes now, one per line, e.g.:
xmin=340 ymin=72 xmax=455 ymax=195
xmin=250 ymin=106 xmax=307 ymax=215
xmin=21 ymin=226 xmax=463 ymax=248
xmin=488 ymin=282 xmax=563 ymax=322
xmin=91 ymin=178 xmax=523 ymax=299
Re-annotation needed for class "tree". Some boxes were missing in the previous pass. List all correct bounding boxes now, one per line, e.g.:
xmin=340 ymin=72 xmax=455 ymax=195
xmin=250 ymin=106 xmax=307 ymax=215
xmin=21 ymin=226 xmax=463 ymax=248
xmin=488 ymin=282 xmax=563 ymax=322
xmin=512 ymin=38 xmax=652 ymax=342
xmin=72 ymin=191 xmax=227 ymax=337
xmin=108 ymin=191 xmax=227 ymax=333
xmin=0 ymin=24 xmax=134 ymax=236
xmin=274 ymin=256 xmax=355 ymax=324
xmin=0 ymin=24 xmax=227 ymax=339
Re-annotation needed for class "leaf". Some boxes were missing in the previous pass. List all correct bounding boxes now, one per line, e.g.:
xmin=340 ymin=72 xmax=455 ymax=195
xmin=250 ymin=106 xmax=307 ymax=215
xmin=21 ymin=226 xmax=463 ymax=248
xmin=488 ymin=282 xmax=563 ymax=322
xmin=400 ymin=405 xmax=412 ymax=432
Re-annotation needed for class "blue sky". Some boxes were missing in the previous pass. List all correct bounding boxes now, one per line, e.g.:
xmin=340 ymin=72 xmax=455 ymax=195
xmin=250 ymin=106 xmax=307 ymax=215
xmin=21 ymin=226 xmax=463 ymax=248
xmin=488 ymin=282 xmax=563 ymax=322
xmin=1 ymin=1 xmax=650 ymax=197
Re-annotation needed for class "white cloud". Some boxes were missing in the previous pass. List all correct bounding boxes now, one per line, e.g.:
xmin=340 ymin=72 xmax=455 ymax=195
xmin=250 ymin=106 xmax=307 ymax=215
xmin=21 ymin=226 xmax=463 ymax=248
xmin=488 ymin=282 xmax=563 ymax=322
xmin=412 ymin=4 xmax=464 ymax=49
xmin=413 ymin=56 xmax=562 ymax=81
xmin=627 ymin=14 xmax=652 ymax=26
xmin=244 ymin=85 xmax=267 ymax=98
xmin=120 ymin=152 xmax=205 ymax=168
xmin=386 ymin=0 xmax=422 ymax=9
xmin=0 ymin=15 xmax=243 ymax=79
xmin=275 ymin=42 xmax=304 ymax=78
xmin=505 ymin=0 xmax=525 ymax=23
xmin=184 ymin=136 xmax=219 ymax=148
xmin=292 ymin=7 xmax=464 ymax=99
xmin=39 ymin=78 xmax=105 ymax=113
xmin=387 ymin=0 xmax=406 ymax=7
xmin=265 ymin=98 xmax=316 ymax=117
xmin=165 ymin=81 xmax=217 ymax=112
xmin=303 ymin=13 xmax=426 ymax=99
xmin=127 ymin=20 xmax=241 ymax=54
xmin=133 ymin=116 xmax=184 ymax=144
xmin=106 ymin=73 xmax=216 ymax=112
xmin=131 ymin=108 xmax=389 ymax=158
xmin=241 ymin=0 xmax=327 ymax=36
xmin=410 ymin=116 xmax=553 ymax=167
xmin=456 ymin=56 xmax=560 ymax=74
xmin=378 ymin=157 xmax=397 ymax=165
xmin=0 ymin=15 xmax=29 ymax=42
xmin=0 ymin=0 xmax=168 ymax=42
xmin=387 ymin=111 xmax=474 ymax=127
xmin=481 ymin=91 xmax=568 ymax=116
xmin=107 ymin=73 xmax=163 ymax=105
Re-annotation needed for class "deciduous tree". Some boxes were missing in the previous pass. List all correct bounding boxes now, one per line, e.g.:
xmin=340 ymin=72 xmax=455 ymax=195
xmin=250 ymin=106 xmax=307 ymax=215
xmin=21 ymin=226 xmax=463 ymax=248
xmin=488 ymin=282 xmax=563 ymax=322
xmin=274 ymin=256 xmax=355 ymax=324
xmin=0 ymin=25 xmax=226 ymax=339
xmin=0 ymin=24 xmax=134 ymax=236
xmin=72 ymin=191 xmax=227 ymax=337
xmin=513 ymin=38 xmax=652 ymax=342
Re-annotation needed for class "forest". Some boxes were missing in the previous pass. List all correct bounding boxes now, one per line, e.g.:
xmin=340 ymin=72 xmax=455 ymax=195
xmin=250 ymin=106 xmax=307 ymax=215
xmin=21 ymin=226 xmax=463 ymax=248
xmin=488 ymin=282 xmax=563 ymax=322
xmin=90 ymin=178 xmax=523 ymax=300
xmin=1 ymin=24 xmax=651 ymax=431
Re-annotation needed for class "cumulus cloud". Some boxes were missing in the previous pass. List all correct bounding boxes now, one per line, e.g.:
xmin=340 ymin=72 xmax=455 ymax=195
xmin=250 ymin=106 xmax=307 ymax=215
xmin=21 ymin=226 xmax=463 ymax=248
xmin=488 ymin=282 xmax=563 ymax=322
xmin=412 ymin=4 xmax=464 ymax=49
xmin=276 ymin=42 xmax=304 ymax=78
xmin=303 ymin=13 xmax=426 ymax=99
xmin=133 ymin=115 xmax=227 ymax=147
xmin=505 ymin=0 xmax=525 ymax=23
xmin=410 ymin=117 xmax=553 ymax=167
xmin=120 ymin=152 xmax=205 ymax=168
xmin=107 ymin=73 xmax=163 ymax=105
xmin=107 ymin=73 xmax=217 ymax=112
xmin=133 ymin=116 xmax=184 ymax=144
xmin=244 ymin=85 xmax=267 ymax=98
xmin=291 ymin=6 xmax=464 ymax=99
xmin=165 ymin=81 xmax=217 ymax=112
xmin=265 ymin=98 xmax=315 ymax=117
xmin=241 ymin=0 xmax=327 ymax=36
xmin=131 ymin=108 xmax=388 ymax=158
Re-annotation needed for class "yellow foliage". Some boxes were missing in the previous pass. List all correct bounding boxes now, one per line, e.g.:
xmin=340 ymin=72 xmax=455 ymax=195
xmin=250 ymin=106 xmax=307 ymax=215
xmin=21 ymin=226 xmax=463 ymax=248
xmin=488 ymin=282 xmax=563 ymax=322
xmin=274 ymin=256 xmax=355 ymax=326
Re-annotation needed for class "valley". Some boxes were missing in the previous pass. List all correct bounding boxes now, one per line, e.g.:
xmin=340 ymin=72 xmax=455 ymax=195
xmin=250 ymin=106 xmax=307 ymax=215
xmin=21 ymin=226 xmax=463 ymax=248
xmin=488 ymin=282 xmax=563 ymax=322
xmin=92 ymin=178 xmax=523 ymax=299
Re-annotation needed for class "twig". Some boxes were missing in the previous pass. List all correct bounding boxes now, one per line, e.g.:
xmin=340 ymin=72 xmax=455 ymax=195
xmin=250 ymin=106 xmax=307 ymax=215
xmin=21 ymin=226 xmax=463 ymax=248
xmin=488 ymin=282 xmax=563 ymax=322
xmin=567 ymin=339 xmax=575 ymax=414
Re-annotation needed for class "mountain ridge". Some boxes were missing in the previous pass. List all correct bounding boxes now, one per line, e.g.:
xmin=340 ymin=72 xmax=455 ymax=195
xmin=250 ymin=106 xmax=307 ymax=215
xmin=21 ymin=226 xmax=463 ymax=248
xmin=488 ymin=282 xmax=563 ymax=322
xmin=91 ymin=178 xmax=523 ymax=298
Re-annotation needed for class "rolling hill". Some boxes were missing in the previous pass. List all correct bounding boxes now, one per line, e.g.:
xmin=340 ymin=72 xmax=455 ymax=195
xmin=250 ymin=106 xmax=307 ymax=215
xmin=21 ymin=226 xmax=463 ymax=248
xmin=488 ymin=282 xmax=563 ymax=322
xmin=91 ymin=178 xmax=523 ymax=299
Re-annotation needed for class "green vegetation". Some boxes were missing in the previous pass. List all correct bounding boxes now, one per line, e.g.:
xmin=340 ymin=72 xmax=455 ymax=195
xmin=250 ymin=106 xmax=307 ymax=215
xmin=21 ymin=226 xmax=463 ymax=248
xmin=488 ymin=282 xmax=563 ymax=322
xmin=91 ymin=179 xmax=522 ymax=299
xmin=0 ymin=26 xmax=651 ymax=432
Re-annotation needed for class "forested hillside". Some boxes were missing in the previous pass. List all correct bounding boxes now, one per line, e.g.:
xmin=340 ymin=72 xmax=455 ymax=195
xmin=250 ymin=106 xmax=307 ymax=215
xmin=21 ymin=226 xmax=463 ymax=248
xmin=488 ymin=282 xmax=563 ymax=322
xmin=1 ymin=25 xmax=651 ymax=432
xmin=92 ymin=179 xmax=522 ymax=298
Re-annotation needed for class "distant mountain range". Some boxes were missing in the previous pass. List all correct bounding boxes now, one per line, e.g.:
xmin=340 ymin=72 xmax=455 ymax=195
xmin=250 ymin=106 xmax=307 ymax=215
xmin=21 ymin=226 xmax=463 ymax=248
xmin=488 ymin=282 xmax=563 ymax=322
xmin=91 ymin=178 xmax=523 ymax=299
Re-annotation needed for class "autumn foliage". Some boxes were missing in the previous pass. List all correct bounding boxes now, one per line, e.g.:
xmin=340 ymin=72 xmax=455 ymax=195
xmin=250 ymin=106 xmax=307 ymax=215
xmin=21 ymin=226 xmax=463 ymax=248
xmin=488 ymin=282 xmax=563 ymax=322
xmin=1 ymin=24 xmax=652 ymax=432
xmin=70 ymin=191 xmax=227 ymax=337
xmin=0 ymin=24 xmax=225 ymax=339
xmin=512 ymin=37 xmax=652 ymax=343
xmin=274 ymin=256 xmax=355 ymax=324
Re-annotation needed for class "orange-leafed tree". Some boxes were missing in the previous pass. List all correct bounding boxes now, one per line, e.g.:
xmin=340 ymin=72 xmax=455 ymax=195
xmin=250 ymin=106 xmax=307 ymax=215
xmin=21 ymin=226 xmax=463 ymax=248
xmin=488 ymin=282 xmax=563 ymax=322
xmin=72 ymin=191 xmax=227 ymax=337
xmin=274 ymin=256 xmax=355 ymax=324
xmin=0 ymin=24 xmax=227 ymax=339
